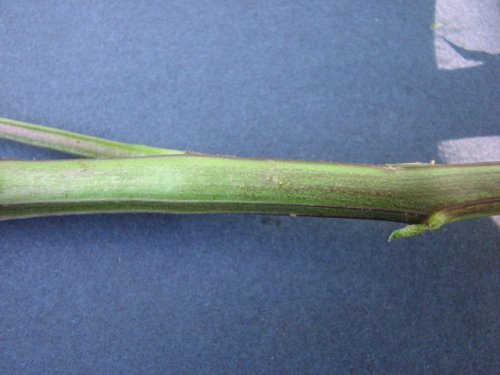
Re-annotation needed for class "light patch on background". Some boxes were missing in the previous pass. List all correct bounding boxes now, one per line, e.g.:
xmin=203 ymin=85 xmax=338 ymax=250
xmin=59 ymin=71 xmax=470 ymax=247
xmin=438 ymin=136 xmax=500 ymax=227
xmin=433 ymin=0 xmax=500 ymax=70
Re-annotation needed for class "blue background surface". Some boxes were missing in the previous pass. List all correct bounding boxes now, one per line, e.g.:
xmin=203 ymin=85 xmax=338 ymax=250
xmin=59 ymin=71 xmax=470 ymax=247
xmin=1 ymin=1 xmax=499 ymax=373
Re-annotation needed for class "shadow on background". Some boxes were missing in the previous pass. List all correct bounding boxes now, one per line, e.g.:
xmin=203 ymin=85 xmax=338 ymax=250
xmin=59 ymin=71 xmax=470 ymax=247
xmin=1 ymin=1 xmax=499 ymax=373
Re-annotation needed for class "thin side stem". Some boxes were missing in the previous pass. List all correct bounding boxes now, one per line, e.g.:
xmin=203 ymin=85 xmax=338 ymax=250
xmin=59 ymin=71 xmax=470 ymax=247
xmin=0 ymin=117 xmax=184 ymax=158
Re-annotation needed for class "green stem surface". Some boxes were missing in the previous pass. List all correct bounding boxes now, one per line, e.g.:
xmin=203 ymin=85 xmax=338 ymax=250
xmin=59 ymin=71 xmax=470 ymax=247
xmin=1 ymin=155 xmax=499 ymax=239
xmin=0 ymin=117 xmax=184 ymax=158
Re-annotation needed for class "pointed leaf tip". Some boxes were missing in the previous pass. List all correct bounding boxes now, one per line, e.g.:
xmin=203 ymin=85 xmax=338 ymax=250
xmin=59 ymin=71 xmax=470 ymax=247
xmin=388 ymin=223 xmax=428 ymax=241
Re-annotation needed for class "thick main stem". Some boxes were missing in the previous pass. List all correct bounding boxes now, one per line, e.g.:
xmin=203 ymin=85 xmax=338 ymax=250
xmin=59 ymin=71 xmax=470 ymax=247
xmin=1 ymin=155 xmax=499 ymax=239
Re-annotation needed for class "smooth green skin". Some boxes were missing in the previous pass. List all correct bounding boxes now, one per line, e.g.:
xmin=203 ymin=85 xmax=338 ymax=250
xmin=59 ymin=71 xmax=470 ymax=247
xmin=1 ymin=155 xmax=499 ymax=240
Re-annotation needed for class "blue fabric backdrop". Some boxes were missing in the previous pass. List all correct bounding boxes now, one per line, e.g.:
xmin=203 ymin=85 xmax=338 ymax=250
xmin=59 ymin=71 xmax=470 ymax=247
xmin=1 ymin=1 xmax=498 ymax=373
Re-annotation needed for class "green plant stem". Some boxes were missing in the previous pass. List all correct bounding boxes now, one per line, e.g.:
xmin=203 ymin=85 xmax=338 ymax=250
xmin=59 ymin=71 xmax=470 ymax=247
xmin=1 ymin=155 xmax=499 ymax=239
xmin=0 ymin=117 xmax=184 ymax=157
xmin=1 ymin=117 xmax=499 ymax=239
